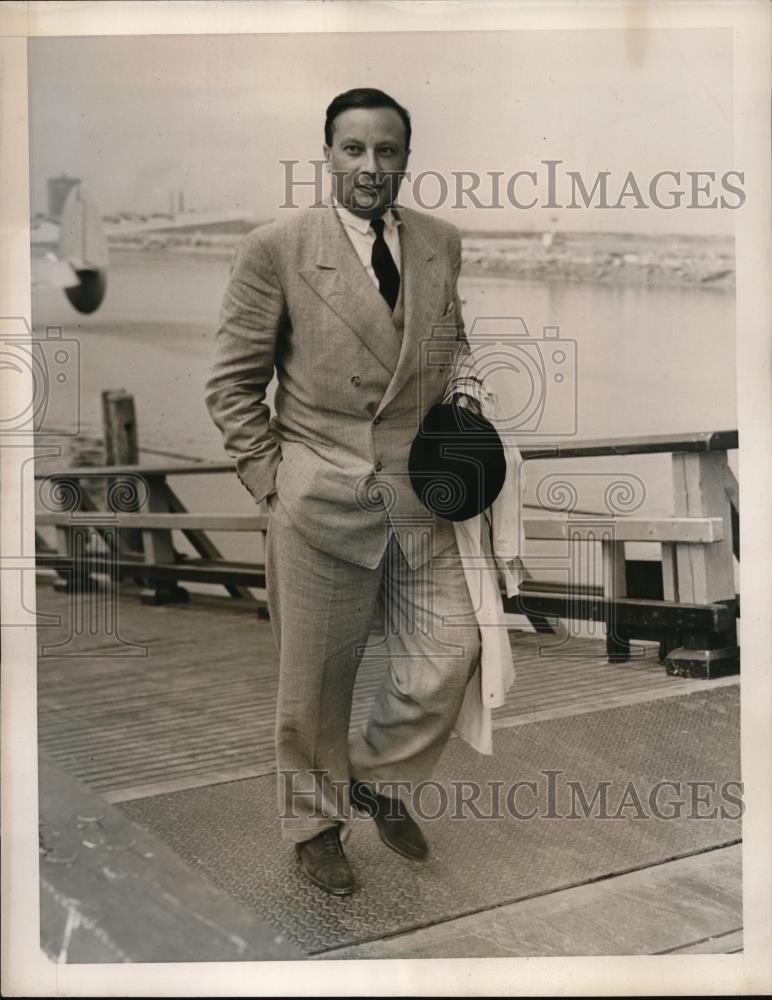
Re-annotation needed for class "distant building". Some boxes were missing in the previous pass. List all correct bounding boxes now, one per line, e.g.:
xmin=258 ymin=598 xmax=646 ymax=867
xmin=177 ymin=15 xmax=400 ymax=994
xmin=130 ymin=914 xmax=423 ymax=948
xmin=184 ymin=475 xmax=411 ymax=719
xmin=48 ymin=173 xmax=80 ymax=219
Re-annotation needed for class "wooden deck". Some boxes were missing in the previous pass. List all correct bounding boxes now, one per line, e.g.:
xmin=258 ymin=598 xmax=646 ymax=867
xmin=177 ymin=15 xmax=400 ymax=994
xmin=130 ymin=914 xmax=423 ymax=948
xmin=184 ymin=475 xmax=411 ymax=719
xmin=320 ymin=844 xmax=743 ymax=959
xmin=36 ymin=578 xmax=736 ymax=804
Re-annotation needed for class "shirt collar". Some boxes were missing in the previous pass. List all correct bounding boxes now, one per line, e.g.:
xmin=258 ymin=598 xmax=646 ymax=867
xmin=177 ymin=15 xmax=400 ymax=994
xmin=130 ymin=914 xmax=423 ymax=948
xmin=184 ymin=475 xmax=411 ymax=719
xmin=332 ymin=195 xmax=401 ymax=234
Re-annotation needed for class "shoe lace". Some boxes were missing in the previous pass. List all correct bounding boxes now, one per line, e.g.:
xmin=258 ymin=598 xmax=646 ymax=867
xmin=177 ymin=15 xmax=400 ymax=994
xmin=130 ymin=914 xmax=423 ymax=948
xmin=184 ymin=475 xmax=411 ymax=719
xmin=319 ymin=829 xmax=342 ymax=855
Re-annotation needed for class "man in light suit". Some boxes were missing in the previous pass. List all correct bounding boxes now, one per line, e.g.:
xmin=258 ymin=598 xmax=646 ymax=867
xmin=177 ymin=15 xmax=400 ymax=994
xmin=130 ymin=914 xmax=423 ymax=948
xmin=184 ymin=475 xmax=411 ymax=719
xmin=206 ymin=88 xmax=481 ymax=895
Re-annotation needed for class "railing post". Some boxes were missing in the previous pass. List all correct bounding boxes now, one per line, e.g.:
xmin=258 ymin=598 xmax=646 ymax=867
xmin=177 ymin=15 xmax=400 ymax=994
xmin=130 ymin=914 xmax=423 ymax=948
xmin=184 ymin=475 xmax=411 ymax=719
xmin=602 ymin=536 xmax=630 ymax=663
xmin=139 ymin=474 xmax=189 ymax=606
xmin=49 ymin=477 xmax=92 ymax=594
xmin=666 ymin=449 xmax=739 ymax=677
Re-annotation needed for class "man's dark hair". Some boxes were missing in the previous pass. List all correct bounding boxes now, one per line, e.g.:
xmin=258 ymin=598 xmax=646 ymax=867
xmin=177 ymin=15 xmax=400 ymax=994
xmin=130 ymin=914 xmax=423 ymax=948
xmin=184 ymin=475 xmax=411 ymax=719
xmin=324 ymin=88 xmax=412 ymax=150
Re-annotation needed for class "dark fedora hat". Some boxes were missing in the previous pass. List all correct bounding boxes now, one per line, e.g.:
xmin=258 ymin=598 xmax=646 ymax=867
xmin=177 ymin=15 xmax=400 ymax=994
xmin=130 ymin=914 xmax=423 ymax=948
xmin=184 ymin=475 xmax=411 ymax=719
xmin=408 ymin=402 xmax=506 ymax=522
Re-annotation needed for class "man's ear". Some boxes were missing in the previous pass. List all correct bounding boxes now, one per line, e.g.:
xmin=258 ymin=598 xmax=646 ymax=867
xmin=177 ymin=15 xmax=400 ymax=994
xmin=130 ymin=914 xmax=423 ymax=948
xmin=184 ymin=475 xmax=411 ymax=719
xmin=323 ymin=144 xmax=331 ymax=170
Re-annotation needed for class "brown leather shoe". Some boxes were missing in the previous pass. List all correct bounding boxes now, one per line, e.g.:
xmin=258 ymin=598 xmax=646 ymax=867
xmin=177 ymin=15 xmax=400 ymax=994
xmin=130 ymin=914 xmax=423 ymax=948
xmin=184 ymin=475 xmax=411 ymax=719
xmin=295 ymin=827 xmax=355 ymax=895
xmin=351 ymin=781 xmax=429 ymax=862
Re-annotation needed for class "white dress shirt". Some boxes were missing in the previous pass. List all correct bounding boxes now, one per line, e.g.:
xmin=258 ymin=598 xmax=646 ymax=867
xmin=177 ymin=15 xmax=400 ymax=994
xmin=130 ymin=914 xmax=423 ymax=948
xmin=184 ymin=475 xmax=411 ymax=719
xmin=333 ymin=199 xmax=402 ymax=288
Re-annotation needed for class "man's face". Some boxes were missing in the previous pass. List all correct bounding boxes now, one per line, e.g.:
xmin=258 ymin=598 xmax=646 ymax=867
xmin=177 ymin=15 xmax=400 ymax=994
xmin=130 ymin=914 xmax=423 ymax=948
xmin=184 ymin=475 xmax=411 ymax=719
xmin=324 ymin=106 xmax=410 ymax=220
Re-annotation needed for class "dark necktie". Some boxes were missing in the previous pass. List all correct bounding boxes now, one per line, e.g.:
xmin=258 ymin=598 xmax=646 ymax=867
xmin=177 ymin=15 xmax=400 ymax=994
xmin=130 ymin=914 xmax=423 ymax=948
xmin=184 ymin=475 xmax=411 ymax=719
xmin=370 ymin=217 xmax=400 ymax=312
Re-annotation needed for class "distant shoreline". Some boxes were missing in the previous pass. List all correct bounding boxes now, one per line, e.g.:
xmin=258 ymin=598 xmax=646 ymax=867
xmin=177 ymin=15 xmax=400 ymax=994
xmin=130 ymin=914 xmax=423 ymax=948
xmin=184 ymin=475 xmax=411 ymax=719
xmin=109 ymin=229 xmax=735 ymax=293
xmin=459 ymin=249 xmax=734 ymax=292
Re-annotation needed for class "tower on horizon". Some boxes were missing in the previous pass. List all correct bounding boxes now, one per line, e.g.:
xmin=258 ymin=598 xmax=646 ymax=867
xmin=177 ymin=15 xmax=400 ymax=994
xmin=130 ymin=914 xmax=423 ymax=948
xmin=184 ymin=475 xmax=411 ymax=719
xmin=48 ymin=173 xmax=80 ymax=219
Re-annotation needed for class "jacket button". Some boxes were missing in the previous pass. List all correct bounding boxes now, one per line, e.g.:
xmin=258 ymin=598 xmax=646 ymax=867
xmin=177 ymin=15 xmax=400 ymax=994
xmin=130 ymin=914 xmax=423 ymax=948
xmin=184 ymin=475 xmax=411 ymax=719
xmin=373 ymin=416 xmax=382 ymax=425
xmin=350 ymin=375 xmax=361 ymax=386
xmin=374 ymin=461 xmax=383 ymax=472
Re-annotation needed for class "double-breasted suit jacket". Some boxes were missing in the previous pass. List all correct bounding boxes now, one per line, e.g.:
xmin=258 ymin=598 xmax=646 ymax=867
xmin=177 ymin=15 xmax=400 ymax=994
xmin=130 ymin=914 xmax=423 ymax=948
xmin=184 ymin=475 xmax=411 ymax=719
xmin=205 ymin=203 xmax=474 ymax=570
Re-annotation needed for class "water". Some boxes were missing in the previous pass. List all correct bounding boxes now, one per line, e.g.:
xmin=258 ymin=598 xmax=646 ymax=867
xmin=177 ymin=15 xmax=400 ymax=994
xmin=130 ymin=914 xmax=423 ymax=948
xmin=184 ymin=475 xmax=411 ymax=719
xmin=32 ymin=250 xmax=737 ymax=571
xmin=460 ymin=275 xmax=736 ymax=441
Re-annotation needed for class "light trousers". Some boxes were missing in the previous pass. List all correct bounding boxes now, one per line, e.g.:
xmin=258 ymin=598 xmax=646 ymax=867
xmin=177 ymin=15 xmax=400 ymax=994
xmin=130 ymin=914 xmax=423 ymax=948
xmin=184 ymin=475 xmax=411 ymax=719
xmin=265 ymin=497 xmax=481 ymax=844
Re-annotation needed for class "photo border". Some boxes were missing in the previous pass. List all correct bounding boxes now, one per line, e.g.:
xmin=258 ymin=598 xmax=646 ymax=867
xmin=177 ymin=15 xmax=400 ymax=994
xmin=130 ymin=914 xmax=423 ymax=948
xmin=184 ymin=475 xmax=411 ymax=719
xmin=1 ymin=1 xmax=770 ymax=995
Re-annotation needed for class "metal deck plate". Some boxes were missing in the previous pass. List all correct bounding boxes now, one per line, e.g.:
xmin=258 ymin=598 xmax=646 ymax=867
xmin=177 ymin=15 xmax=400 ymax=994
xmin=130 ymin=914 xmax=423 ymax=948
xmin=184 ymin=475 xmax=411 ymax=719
xmin=121 ymin=686 xmax=741 ymax=955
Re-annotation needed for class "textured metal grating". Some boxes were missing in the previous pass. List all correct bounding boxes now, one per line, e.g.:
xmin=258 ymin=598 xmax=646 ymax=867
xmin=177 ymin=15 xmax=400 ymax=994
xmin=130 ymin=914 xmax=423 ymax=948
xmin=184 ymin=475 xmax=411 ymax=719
xmin=120 ymin=687 xmax=742 ymax=954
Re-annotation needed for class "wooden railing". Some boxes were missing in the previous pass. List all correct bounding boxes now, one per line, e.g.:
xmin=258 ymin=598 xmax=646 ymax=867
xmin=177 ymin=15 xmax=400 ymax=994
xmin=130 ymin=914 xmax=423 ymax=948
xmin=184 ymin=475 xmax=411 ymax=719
xmin=35 ymin=430 xmax=739 ymax=678
xmin=513 ymin=430 xmax=739 ymax=678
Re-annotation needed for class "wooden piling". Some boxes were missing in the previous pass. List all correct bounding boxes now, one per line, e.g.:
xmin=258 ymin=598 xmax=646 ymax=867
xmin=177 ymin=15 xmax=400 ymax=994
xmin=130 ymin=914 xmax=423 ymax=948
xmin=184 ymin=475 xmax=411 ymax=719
xmin=101 ymin=389 xmax=142 ymax=553
xmin=102 ymin=389 xmax=138 ymax=464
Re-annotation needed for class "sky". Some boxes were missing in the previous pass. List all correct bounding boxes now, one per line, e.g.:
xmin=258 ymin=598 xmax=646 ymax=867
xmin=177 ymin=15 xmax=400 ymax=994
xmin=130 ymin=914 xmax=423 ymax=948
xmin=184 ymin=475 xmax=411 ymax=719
xmin=28 ymin=27 xmax=736 ymax=235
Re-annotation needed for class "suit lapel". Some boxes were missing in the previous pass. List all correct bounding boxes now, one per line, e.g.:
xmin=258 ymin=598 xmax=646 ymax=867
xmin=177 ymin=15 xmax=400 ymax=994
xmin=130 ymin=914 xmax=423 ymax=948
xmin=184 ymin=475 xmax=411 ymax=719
xmin=297 ymin=207 xmax=398 ymax=374
xmin=376 ymin=210 xmax=445 ymax=415
xmin=296 ymin=206 xmax=447 ymax=409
